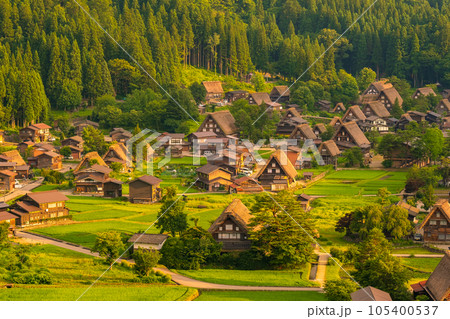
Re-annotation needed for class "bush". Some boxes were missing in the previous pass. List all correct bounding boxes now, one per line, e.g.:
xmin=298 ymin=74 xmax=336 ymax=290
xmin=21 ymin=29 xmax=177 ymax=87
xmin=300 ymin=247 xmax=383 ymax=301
xmin=382 ymin=160 xmax=393 ymax=168
xmin=133 ymin=270 xmax=171 ymax=283
xmin=11 ymin=270 xmax=53 ymax=285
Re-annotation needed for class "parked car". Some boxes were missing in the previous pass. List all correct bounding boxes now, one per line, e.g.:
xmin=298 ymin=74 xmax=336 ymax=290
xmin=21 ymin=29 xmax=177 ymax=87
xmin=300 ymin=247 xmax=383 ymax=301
xmin=65 ymin=156 xmax=74 ymax=160
xmin=15 ymin=181 xmax=22 ymax=189
xmin=413 ymin=233 xmax=423 ymax=241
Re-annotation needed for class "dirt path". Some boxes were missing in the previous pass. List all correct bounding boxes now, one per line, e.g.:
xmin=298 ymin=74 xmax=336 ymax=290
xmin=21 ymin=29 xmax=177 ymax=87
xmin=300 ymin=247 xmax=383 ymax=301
xmin=14 ymin=231 xmax=323 ymax=292
xmin=1 ymin=177 xmax=44 ymax=202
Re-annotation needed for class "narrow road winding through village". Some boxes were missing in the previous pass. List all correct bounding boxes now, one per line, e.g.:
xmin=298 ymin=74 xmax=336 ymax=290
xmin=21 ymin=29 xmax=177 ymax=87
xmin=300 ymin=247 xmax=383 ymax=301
xmin=15 ymin=231 xmax=323 ymax=292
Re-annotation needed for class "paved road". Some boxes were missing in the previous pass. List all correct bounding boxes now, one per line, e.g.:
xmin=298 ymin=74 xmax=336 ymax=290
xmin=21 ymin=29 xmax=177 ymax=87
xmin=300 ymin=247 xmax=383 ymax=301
xmin=15 ymin=231 xmax=322 ymax=292
xmin=1 ymin=177 xmax=44 ymax=202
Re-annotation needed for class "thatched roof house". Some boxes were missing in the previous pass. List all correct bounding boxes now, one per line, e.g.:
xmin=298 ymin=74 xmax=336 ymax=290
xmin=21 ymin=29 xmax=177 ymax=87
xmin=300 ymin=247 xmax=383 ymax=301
xmin=197 ymin=110 xmax=238 ymax=137
xmin=342 ymin=105 xmax=366 ymax=123
xmin=424 ymin=251 xmax=450 ymax=301
xmin=74 ymin=152 xmax=108 ymax=173
xmin=208 ymin=198 xmax=253 ymax=251
xmin=248 ymin=92 xmax=272 ymax=106
xmin=351 ymin=286 xmax=392 ymax=301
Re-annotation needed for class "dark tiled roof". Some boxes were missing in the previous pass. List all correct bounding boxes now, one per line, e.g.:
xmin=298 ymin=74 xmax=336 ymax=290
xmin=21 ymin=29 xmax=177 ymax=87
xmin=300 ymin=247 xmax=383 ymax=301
xmin=128 ymin=233 xmax=169 ymax=245
xmin=27 ymin=190 xmax=69 ymax=204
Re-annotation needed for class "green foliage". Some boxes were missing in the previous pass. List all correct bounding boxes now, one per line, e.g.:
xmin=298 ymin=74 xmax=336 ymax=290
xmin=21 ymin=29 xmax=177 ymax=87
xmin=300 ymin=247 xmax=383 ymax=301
xmin=160 ymin=227 xmax=222 ymax=270
xmin=59 ymin=146 xmax=72 ymax=158
xmin=155 ymin=198 xmax=188 ymax=237
xmin=188 ymin=82 xmax=206 ymax=104
xmin=356 ymin=68 xmax=376 ymax=91
xmin=353 ymin=229 xmax=412 ymax=301
xmin=249 ymin=191 xmax=314 ymax=269
xmin=341 ymin=147 xmax=364 ymax=168
xmin=132 ymin=248 xmax=161 ymax=277
xmin=324 ymin=279 xmax=358 ymax=301
xmin=92 ymin=232 xmax=125 ymax=266
xmin=109 ymin=162 xmax=123 ymax=173
xmin=82 ymin=126 xmax=108 ymax=155
xmin=0 ymin=223 xmax=9 ymax=245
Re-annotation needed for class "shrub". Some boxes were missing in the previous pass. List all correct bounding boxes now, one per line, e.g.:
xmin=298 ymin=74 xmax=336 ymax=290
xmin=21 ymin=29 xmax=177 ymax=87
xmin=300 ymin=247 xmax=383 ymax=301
xmin=11 ymin=270 xmax=53 ymax=285
xmin=382 ymin=160 xmax=392 ymax=168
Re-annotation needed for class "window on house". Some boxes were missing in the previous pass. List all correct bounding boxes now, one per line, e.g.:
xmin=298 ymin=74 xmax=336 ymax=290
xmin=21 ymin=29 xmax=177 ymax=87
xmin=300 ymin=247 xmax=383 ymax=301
xmin=429 ymin=220 xmax=437 ymax=225
xmin=236 ymin=227 xmax=239 ymax=231
xmin=272 ymin=162 xmax=276 ymax=167
xmin=438 ymin=234 xmax=445 ymax=240
xmin=225 ymin=224 xmax=233 ymax=231
xmin=219 ymin=227 xmax=222 ymax=231
xmin=440 ymin=220 xmax=447 ymax=226
xmin=222 ymin=233 xmax=230 ymax=239
xmin=436 ymin=212 xmax=440 ymax=218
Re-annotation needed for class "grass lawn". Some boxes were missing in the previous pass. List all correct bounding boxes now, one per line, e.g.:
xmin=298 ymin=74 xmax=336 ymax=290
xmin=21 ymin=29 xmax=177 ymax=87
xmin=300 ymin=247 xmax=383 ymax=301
xmin=325 ymin=260 xmax=341 ymax=280
xmin=393 ymin=247 xmax=439 ymax=255
xmin=0 ymin=286 xmax=197 ymax=301
xmin=401 ymin=258 xmax=441 ymax=273
xmin=0 ymin=244 xmax=197 ymax=301
xmin=32 ymin=184 xmax=63 ymax=192
xmin=177 ymin=265 xmax=317 ymax=287
xmin=302 ymin=170 xmax=407 ymax=196
xmin=195 ymin=290 xmax=325 ymax=301
xmin=31 ymin=194 xmax=256 ymax=248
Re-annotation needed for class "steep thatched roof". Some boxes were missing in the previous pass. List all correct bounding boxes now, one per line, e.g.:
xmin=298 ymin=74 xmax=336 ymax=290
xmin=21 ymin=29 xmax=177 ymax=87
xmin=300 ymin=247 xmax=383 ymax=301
xmin=425 ymin=251 xmax=450 ymax=301
xmin=282 ymin=107 xmax=302 ymax=121
xmin=332 ymin=102 xmax=346 ymax=112
xmin=382 ymin=86 xmax=403 ymax=106
xmin=313 ymin=123 xmax=327 ymax=134
xmin=289 ymin=124 xmax=317 ymax=140
xmin=319 ymin=140 xmax=341 ymax=157
xmin=203 ymin=81 xmax=224 ymax=94
xmin=208 ymin=198 xmax=253 ymax=233
xmin=365 ymin=101 xmax=391 ymax=118
xmin=338 ymin=121 xmax=371 ymax=148
xmin=74 ymin=152 xmax=107 ymax=173
xmin=437 ymin=99 xmax=450 ymax=112
xmin=413 ymin=87 xmax=436 ymax=98
xmin=329 ymin=116 xmax=343 ymax=127
xmin=351 ymin=286 xmax=392 ymax=301
xmin=256 ymin=149 xmax=298 ymax=180
xmin=343 ymin=105 xmax=366 ymax=122
xmin=270 ymin=85 xmax=290 ymax=97
xmin=1 ymin=150 xmax=26 ymax=166
xmin=249 ymin=92 xmax=272 ymax=105
xmin=104 ymin=143 xmax=128 ymax=163
xmin=209 ymin=110 xmax=238 ymax=135
xmin=419 ymin=199 xmax=450 ymax=230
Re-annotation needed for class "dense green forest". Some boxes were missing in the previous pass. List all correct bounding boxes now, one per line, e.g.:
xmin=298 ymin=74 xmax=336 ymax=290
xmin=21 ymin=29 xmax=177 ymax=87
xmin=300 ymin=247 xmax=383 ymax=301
xmin=0 ymin=0 xmax=449 ymax=128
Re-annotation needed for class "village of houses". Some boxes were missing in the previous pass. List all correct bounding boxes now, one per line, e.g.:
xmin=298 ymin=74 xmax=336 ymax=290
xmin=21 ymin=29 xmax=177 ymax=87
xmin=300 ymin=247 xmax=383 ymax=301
xmin=0 ymin=79 xmax=449 ymax=302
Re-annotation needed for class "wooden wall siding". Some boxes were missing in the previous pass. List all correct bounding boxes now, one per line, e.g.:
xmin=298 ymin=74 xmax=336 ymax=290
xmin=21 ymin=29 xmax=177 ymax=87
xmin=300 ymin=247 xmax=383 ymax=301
xmin=198 ymin=117 xmax=225 ymax=137
xmin=423 ymin=208 xmax=450 ymax=242
xmin=129 ymin=180 xmax=160 ymax=203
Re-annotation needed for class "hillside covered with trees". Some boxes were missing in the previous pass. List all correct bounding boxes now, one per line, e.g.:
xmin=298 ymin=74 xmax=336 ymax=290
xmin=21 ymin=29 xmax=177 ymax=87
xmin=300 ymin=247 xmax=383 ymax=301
xmin=0 ymin=0 xmax=449 ymax=127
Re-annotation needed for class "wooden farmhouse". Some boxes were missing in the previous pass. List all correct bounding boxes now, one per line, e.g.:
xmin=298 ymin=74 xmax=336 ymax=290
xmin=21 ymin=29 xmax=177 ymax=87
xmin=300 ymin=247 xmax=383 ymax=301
xmin=270 ymin=85 xmax=290 ymax=103
xmin=0 ymin=150 xmax=26 ymax=167
xmin=61 ymin=136 xmax=84 ymax=159
xmin=196 ymin=110 xmax=238 ymax=137
xmin=329 ymin=116 xmax=344 ymax=129
xmin=74 ymin=164 xmax=113 ymax=194
xmin=297 ymin=193 xmax=313 ymax=212
xmin=419 ymin=199 xmax=450 ymax=243
xmin=412 ymin=87 xmax=436 ymax=99
xmin=331 ymin=102 xmax=346 ymax=113
xmin=362 ymin=101 xmax=390 ymax=119
xmin=351 ymin=286 xmax=392 ymax=301
xmin=9 ymin=190 xmax=70 ymax=226
xmin=103 ymin=143 xmax=130 ymax=172
xmin=156 ymin=133 xmax=189 ymax=153
xmin=225 ymin=90 xmax=249 ymax=103
xmin=318 ymin=140 xmax=341 ymax=166
xmin=129 ymin=175 xmax=163 ymax=204
xmin=332 ymin=121 xmax=371 ymax=153
xmin=394 ymin=201 xmax=419 ymax=222
xmin=0 ymin=202 xmax=16 ymax=230
xmin=360 ymin=116 xmax=389 ymax=133
xmin=248 ymin=92 xmax=271 ymax=106
xmin=395 ymin=113 xmax=414 ymax=131
xmin=0 ymin=170 xmax=17 ymax=191
xmin=342 ymin=105 xmax=366 ymax=123
xmin=208 ymin=198 xmax=253 ymax=251
xmin=436 ymin=99 xmax=450 ymax=115
xmin=360 ymin=80 xmax=403 ymax=112
xmin=110 ymin=128 xmax=132 ymax=143
xmin=187 ymin=131 xmax=217 ymax=144
xmin=196 ymin=164 xmax=233 ymax=192
xmin=74 ymin=152 xmax=108 ymax=174
xmin=229 ymin=176 xmax=263 ymax=194
xmin=103 ymin=179 xmax=123 ymax=198
xmin=127 ymin=233 xmax=169 ymax=251
xmin=19 ymin=123 xmax=52 ymax=142
xmin=203 ymin=81 xmax=224 ymax=103
xmin=316 ymin=100 xmax=332 ymax=111
xmin=289 ymin=124 xmax=318 ymax=143
xmin=32 ymin=142 xmax=56 ymax=156
xmin=28 ymin=151 xmax=62 ymax=170
xmin=74 ymin=119 xmax=99 ymax=136
xmin=313 ymin=123 xmax=327 ymax=136
xmin=207 ymin=150 xmax=243 ymax=176
xmin=256 ymin=150 xmax=298 ymax=191
xmin=411 ymin=252 xmax=450 ymax=301
xmin=276 ymin=107 xmax=308 ymax=135
xmin=17 ymin=141 xmax=35 ymax=155
xmin=425 ymin=111 xmax=441 ymax=125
